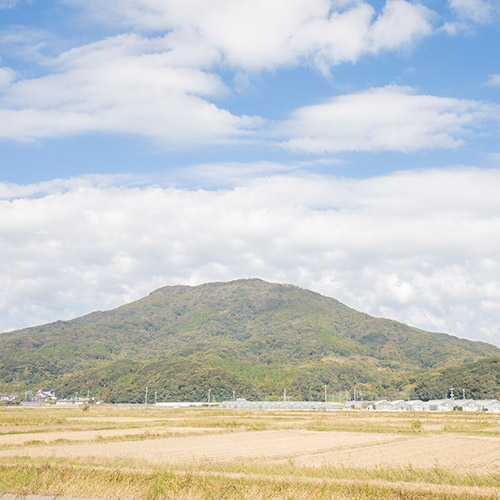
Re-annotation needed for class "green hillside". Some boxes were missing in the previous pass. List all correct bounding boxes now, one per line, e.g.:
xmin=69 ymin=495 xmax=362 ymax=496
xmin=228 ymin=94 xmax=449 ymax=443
xmin=1 ymin=279 xmax=498 ymax=402
xmin=410 ymin=357 xmax=500 ymax=400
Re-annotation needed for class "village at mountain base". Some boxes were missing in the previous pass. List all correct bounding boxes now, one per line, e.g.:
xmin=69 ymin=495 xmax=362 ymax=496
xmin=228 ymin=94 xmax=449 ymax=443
xmin=2 ymin=390 xmax=500 ymax=413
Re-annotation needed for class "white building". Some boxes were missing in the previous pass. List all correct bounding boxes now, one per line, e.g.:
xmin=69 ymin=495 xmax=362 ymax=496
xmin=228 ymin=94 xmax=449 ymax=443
xmin=0 ymin=394 xmax=18 ymax=403
xmin=407 ymin=400 xmax=429 ymax=411
xmin=452 ymin=399 xmax=483 ymax=412
xmin=372 ymin=400 xmax=395 ymax=411
xmin=219 ymin=400 xmax=345 ymax=411
xmin=392 ymin=400 xmax=411 ymax=411
xmin=483 ymin=400 xmax=500 ymax=413
xmin=34 ymin=389 xmax=57 ymax=402
xmin=426 ymin=399 xmax=453 ymax=411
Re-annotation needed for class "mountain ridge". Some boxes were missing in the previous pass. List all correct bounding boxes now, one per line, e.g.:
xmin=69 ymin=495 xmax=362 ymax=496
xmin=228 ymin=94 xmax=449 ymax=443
xmin=1 ymin=278 xmax=499 ymax=402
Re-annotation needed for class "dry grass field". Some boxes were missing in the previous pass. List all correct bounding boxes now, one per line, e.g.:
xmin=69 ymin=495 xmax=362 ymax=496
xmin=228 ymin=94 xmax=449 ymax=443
xmin=1 ymin=406 xmax=500 ymax=499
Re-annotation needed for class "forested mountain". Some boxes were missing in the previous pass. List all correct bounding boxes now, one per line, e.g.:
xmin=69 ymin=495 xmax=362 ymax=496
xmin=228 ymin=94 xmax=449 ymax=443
xmin=1 ymin=279 xmax=498 ymax=402
xmin=412 ymin=358 xmax=500 ymax=400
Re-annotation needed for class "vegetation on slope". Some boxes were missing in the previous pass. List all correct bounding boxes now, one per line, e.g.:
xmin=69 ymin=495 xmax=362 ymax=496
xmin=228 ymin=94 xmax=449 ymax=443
xmin=52 ymin=354 xmax=412 ymax=403
xmin=1 ymin=279 xmax=499 ymax=401
xmin=410 ymin=357 xmax=500 ymax=400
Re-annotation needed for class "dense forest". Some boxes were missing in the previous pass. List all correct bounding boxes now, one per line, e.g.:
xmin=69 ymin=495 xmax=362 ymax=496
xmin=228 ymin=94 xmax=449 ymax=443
xmin=410 ymin=358 xmax=500 ymax=401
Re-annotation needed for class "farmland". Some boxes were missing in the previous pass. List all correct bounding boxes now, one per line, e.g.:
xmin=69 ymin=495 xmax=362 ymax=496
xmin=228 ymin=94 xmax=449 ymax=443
xmin=1 ymin=406 xmax=500 ymax=499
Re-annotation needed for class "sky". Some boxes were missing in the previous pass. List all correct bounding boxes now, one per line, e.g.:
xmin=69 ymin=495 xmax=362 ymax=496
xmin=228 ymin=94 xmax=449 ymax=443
xmin=1 ymin=0 xmax=500 ymax=346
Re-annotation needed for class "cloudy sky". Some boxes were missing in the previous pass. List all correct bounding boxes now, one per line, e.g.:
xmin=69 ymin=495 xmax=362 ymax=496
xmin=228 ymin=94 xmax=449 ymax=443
xmin=1 ymin=0 xmax=500 ymax=346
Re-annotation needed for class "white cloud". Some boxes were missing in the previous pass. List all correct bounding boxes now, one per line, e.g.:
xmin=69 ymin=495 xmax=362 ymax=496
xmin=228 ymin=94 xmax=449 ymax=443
xmin=1 ymin=58 xmax=494 ymax=150
xmin=1 ymin=166 xmax=500 ymax=346
xmin=280 ymin=86 xmax=495 ymax=153
xmin=444 ymin=0 xmax=500 ymax=34
xmin=0 ymin=68 xmax=17 ymax=88
xmin=63 ymin=0 xmax=433 ymax=71
xmin=368 ymin=0 xmax=432 ymax=52
xmin=487 ymin=153 xmax=500 ymax=164
xmin=485 ymin=74 xmax=500 ymax=86
xmin=0 ymin=34 xmax=262 ymax=143
xmin=0 ymin=2 xmax=467 ymax=148
xmin=0 ymin=25 xmax=52 ymax=64
xmin=0 ymin=0 xmax=20 ymax=8
xmin=449 ymin=0 xmax=498 ymax=24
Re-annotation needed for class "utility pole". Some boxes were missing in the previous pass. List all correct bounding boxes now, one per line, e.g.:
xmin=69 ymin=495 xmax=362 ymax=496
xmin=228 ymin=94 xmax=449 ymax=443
xmin=283 ymin=388 xmax=286 ymax=402
xmin=145 ymin=386 xmax=148 ymax=407
xmin=324 ymin=384 xmax=327 ymax=403
xmin=208 ymin=388 xmax=211 ymax=403
xmin=232 ymin=390 xmax=235 ymax=401
xmin=87 ymin=390 xmax=90 ymax=401
xmin=463 ymin=388 xmax=466 ymax=400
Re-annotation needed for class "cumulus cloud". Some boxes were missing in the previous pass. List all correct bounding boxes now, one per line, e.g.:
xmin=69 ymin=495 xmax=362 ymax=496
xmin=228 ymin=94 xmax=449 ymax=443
xmin=0 ymin=68 xmax=17 ymax=88
xmin=485 ymin=74 xmax=500 ymax=86
xmin=444 ymin=0 xmax=500 ymax=34
xmin=368 ymin=0 xmax=431 ymax=52
xmin=1 ymin=56 xmax=494 ymax=151
xmin=63 ymin=0 xmax=433 ymax=71
xmin=4 ymin=1 xmax=499 ymax=148
xmin=1 ymin=166 xmax=500 ymax=346
xmin=449 ymin=0 xmax=498 ymax=24
xmin=280 ymin=86 xmax=494 ymax=153
xmin=9 ymin=1 xmax=496 ymax=150
xmin=0 ymin=34 xmax=262 ymax=143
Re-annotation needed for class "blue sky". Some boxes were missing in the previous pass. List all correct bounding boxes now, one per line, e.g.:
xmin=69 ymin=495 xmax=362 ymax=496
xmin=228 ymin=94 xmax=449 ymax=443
xmin=1 ymin=0 xmax=500 ymax=346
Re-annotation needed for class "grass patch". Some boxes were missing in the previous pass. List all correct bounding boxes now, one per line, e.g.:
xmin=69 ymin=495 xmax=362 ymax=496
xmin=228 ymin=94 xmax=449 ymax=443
xmin=1 ymin=460 xmax=498 ymax=500
xmin=2 ymin=407 xmax=500 ymax=499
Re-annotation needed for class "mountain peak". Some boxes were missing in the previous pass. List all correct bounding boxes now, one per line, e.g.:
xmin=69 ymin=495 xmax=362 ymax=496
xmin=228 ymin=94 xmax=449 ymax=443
xmin=1 ymin=279 xmax=499 ymax=402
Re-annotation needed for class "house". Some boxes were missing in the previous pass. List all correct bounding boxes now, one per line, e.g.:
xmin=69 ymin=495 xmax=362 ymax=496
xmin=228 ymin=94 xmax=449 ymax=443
xmin=407 ymin=400 xmax=428 ymax=411
xmin=472 ymin=400 xmax=500 ymax=412
xmin=392 ymin=400 xmax=411 ymax=411
xmin=219 ymin=400 xmax=345 ymax=411
xmin=345 ymin=401 xmax=364 ymax=409
xmin=452 ymin=399 xmax=483 ymax=412
xmin=483 ymin=400 xmax=500 ymax=413
xmin=373 ymin=400 xmax=395 ymax=411
xmin=0 ymin=394 xmax=18 ymax=404
xmin=33 ymin=389 xmax=57 ymax=402
xmin=427 ymin=399 xmax=453 ymax=411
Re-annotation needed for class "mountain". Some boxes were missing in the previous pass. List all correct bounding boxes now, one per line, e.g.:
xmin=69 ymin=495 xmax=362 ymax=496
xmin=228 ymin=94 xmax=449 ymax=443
xmin=1 ymin=278 xmax=499 ymax=402
xmin=412 ymin=357 xmax=500 ymax=400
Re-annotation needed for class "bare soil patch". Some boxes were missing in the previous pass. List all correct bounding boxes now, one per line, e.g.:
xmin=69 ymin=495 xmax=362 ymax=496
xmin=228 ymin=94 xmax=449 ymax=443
xmin=0 ymin=426 xmax=224 ymax=447
xmin=292 ymin=432 xmax=500 ymax=472
xmin=0 ymin=429 xmax=401 ymax=462
xmin=65 ymin=417 xmax=164 ymax=423
xmin=3 ymin=428 xmax=500 ymax=473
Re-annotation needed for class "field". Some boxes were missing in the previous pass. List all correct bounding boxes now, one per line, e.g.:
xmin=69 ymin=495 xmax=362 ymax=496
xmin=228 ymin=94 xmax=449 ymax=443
xmin=1 ymin=406 xmax=500 ymax=499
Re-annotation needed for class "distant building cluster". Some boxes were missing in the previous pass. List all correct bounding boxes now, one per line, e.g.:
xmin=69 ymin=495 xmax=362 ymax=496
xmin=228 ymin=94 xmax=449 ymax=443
xmin=0 ymin=393 xmax=19 ymax=404
xmin=219 ymin=399 xmax=346 ymax=411
xmin=371 ymin=399 xmax=500 ymax=413
xmin=0 ymin=389 xmax=57 ymax=405
xmin=2 ymin=392 xmax=500 ymax=413
xmin=219 ymin=398 xmax=500 ymax=413
xmin=0 ymin=389 xmax=94 ymax=406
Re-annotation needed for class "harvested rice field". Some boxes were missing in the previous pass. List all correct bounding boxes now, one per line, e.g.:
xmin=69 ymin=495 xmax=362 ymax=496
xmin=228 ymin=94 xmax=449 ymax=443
xmin=1 ymin=406 xmax=500 ymax=499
